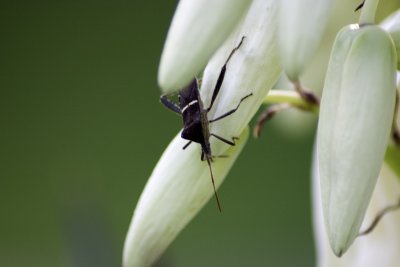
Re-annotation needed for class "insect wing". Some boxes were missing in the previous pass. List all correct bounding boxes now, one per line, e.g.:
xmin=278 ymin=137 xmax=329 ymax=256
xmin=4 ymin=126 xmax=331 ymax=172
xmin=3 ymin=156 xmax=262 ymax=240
xmin=179 ymin=79 xmax=201 ymax=126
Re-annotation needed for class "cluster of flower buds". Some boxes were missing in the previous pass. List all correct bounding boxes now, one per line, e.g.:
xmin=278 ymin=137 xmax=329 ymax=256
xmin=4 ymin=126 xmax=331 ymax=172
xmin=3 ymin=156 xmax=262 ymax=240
xmin=124 ymin=0 xmax=400 ymax=266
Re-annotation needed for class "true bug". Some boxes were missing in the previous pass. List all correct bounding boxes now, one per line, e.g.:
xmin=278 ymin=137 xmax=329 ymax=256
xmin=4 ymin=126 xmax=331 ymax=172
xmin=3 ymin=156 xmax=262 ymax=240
xmin=160 ymin=37 xmax=252 ymax=212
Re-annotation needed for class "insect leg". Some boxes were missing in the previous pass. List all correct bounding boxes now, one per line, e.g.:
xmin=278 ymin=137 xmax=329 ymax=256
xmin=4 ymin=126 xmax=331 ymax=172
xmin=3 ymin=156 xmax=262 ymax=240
xmin=200 ymin=150 xmax=215 ymax=162
xmin=208 ymin=93 xmax=253 ymax=123
xmin=207 ymin=36 xmax=245 ymax=112
xmin=160 ymin=94 xmax=181 ymax=114
xmin=182 ymin=141 xmax=192 ymax=150
xmin=354 ymin=0 xmax=365 ymax=12
xmin=210 ymin=134 xmax=238 ymax=146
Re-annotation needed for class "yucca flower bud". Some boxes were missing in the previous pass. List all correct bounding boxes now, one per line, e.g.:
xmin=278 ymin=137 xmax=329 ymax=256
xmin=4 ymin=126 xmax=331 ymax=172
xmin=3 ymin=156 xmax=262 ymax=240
xmin=380 ymin=9 xmax=400 ymax=69
xmin=123 ymin=128 xmax=249 ymax=267
xmin=313 ymin=155 xmax=400 ymax=267
xmin=317 ymin=24 xmax=397 ymax=256
xmin=278 ymin=0 xmax=333 ymax=81
xmin=158 ymin=0 xmax=252 ymax=93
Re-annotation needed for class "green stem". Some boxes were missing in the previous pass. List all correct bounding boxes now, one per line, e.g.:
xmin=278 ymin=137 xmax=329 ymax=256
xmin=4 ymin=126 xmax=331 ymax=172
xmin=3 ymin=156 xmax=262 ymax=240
xmin=263 ymin=89 xmax=400 ymax=179
xmin=359 ymin=0 xmax=379 ymax=24
xmin=263 ymin=89 xmax=319 ymax=113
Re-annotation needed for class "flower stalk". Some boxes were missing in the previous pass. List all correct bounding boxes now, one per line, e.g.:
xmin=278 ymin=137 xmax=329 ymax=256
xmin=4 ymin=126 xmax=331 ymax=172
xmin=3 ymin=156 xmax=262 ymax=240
xmin=359 ymin=0 xmax=380 ymax=25
xmin=262 ymin=89 xmax=319 ymax=113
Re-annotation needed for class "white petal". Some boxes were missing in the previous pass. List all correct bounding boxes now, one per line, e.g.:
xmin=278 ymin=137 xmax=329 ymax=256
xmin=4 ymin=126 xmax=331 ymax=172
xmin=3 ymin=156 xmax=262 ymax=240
xmin=158 ymin=0 xmax=252 ymax=93
xmin=200 ymin=0 xmax=281 ymax=156
xmin=313 ymin=150 xmax=400 ymax=267
xmin=123 ymin=128 xmax=249 ymax=267
xmin=278 ymin=0 xmax=334 ymax=80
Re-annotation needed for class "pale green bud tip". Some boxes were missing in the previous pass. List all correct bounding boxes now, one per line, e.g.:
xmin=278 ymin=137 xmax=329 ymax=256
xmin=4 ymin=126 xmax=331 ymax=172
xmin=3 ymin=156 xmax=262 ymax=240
xmin=380 ymin=9 xmax=400 ymax=69
xmin=317 ymin=24 xmax=397 ymax=256
xmin=157 ymin=0 xmax=252 ymax=93
xmin=123 ymin=128 xmax=249 ymax=267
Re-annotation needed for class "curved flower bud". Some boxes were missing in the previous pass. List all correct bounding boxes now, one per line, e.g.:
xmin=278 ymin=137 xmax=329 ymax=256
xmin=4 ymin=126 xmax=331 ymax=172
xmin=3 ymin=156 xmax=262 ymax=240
xmin=278 ymin=0 xmax=333 ymax=81
xmin=158 ymin=0 xmax=252 ymax=93
xmin=380 ymin=9 xmax=400 ymax=69
xmin=123 ymin=128 xmax=249 ymax=267
xmin=317 ymin=24 xmax=397 ymax=256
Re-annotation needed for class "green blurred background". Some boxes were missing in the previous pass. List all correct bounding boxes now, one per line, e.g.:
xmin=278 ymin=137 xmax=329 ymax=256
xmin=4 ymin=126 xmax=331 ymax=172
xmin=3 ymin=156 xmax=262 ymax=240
xmin=0 ymin=1 xmax=398 ymax=267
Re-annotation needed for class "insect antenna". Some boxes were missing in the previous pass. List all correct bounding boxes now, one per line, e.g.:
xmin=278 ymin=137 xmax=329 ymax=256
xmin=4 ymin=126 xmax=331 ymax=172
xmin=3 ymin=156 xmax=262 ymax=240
xmin=205 ymin=155 xmax=222 ymax=213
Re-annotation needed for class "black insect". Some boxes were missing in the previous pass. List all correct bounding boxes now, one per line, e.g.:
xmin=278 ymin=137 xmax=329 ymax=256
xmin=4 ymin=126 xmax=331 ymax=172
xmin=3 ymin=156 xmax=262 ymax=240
xmin=160 ymin=37 xmax=252 ymax=212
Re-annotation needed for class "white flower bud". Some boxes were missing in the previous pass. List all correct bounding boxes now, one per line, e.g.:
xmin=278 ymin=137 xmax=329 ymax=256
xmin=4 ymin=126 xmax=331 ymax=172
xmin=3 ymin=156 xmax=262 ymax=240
xmin=278 ymin=0 xmax=333 ymax=81
xmin=317 ymin=24 xmax=397 ymax=256
xmin=313 ymin=156 xmax=400 ymax=267
xmin=158 ymin=0 xmax=252 ymax=93
xmin=200 ymin=0 xmax=281 ymax=156
xmin=123 ymin=128 xmax=249 ymax=267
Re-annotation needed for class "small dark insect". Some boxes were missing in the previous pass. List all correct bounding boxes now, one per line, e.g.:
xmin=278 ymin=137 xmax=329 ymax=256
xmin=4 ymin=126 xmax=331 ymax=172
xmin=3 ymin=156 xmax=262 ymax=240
xmin=160 ymin=37 xmax=252 ymax=212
